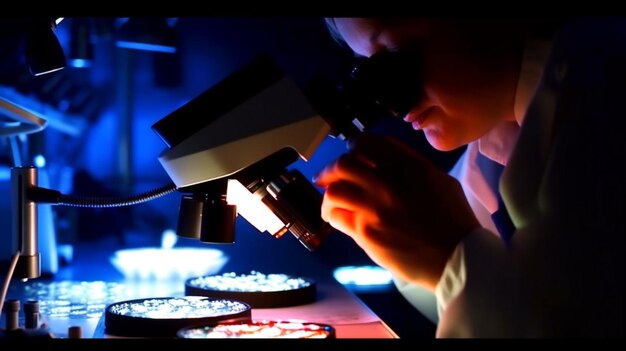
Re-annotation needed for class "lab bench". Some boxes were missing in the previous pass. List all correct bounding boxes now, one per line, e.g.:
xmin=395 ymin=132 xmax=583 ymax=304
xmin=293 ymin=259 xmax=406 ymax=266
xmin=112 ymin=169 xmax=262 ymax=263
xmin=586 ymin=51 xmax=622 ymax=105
xmin=2 ymin=232 xmax=399 ymax=339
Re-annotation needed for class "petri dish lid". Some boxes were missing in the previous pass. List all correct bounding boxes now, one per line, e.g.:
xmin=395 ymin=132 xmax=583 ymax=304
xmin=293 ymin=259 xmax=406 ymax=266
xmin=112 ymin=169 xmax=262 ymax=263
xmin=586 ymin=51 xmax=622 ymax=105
xmin=104 ymin=296 xmax=251 ymax=337
xmin=185 ymin=271 xmax=316 ymax=308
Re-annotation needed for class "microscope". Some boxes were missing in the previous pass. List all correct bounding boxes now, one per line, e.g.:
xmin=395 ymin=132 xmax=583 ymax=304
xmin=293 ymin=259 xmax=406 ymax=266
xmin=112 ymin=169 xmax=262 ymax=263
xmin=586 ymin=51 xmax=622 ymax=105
xmin=152 ymin=50 xmax=424 ymax=252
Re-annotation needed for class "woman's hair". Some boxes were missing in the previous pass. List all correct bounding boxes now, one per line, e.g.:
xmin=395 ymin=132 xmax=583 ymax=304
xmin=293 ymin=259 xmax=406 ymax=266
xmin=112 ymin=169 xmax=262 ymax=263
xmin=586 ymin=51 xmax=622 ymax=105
xmin=325 ymin=18 xmax=564 ymax=46
xmin=323 ymin=18 xmax=424 ymax=48
xmin=324 ymin=18 xmax=347 ymax=47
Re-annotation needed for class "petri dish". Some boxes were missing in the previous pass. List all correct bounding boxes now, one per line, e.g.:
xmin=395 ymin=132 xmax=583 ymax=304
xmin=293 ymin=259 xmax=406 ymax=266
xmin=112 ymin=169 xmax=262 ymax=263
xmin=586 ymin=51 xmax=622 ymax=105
xmin=185 ymin=271 xmax=316 ymax=308
xmin=178 ymin=319 xmax=335 ymax=339
xmin=104 ymin=296 xmax=251 ymax=337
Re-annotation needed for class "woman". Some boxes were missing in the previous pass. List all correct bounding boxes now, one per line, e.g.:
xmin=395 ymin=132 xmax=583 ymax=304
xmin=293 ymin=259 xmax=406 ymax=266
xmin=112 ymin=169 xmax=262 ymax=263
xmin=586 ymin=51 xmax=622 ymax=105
xmin=314 ymin=17 xmax=625 ymax=337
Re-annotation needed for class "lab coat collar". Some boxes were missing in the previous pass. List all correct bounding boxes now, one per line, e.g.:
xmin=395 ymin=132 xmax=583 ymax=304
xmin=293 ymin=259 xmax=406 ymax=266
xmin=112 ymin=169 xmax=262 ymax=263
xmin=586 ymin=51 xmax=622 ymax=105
xmin=464 ymin=37 xmax=551 ymax=212
xmin=478 ymin=37 xmax=552 ymax=167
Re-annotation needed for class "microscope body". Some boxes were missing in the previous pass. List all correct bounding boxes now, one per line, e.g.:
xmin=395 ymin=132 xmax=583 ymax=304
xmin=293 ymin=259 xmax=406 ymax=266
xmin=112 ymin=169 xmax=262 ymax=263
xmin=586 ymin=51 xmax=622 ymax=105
xmin=155 ymin=71 xmax=330 ymax=189
xmin=152 ymin=55 xmax=335 ymax=251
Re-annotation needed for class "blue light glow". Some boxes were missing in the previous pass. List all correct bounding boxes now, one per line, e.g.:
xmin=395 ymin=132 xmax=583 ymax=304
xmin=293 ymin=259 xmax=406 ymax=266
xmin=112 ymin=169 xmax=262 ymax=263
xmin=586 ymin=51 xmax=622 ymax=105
xmin=69 ymin=58 xmax=93 ymax=68
xmin=33 ymin=154 xmax=46 ymax=168
xmin=0 ymin=165 xmax=9 ymax=181
xmin=116 ymin=41 xmax=177 ymax=53
xmin=161 ymin=229 xmax=178 ymax=249
xmin=333 ymin=265 xmax=393 ymax=293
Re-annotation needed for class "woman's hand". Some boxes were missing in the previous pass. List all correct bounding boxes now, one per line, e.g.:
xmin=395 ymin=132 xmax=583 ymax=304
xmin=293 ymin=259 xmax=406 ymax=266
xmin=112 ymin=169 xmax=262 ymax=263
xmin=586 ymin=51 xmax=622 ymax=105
xmin=314 ymin=133 xmax=480 ymax=291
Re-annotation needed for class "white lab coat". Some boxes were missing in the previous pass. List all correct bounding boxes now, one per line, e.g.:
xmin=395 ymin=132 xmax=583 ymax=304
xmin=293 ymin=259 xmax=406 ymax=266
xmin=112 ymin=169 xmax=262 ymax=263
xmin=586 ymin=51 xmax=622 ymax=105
xmin=396 ymin=18 xmax=625 ymax=337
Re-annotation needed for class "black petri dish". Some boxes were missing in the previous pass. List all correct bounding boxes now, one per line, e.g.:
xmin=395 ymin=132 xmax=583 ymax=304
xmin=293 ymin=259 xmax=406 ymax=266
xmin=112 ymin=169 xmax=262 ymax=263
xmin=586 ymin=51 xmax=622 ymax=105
xmin=177 ymin=319 xmax=335 ymax=338
xmin=185 ymin=271 xmax=316 ymax=308
xmin=104 ymin=296 xmax=251 ymax=337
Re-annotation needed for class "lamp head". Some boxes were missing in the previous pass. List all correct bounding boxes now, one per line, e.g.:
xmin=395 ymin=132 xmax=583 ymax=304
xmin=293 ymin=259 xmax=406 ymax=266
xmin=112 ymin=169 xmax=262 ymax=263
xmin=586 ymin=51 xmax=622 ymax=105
xmin=24 ymin=18 xmax=66 ymax=76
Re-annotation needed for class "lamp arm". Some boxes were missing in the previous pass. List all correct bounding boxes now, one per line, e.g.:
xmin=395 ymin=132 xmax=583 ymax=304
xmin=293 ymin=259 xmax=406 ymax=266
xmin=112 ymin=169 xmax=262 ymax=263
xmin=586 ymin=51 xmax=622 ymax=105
xmin=38 ymin=182 xmax=179 ymax=208
xmin=11 ymin=165 xmax=178 ymax=281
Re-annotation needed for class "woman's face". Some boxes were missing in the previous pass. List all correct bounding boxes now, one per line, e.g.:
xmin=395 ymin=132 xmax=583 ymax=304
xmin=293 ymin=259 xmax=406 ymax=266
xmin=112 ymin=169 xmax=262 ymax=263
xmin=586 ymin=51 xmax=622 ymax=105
xmin=333 ymin=18 xmax=524 ymax=151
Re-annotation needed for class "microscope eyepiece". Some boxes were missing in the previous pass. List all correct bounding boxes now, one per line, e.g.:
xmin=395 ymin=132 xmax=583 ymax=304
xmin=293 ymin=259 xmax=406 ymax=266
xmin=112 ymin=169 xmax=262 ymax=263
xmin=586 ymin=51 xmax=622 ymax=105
xmin=306 ymin=46 xmax=425 ymax=142
xmin=346 ymin=46 xmax=424 ymax=120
